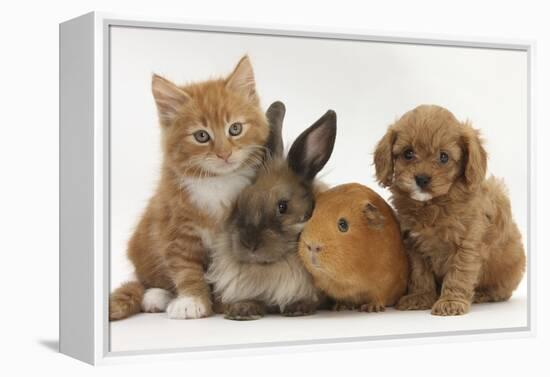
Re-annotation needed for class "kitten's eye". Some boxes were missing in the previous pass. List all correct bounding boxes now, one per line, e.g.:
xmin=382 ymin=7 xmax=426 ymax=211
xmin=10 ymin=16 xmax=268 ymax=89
xmin=338 ymin=218 xmax=349 ymax=233
xmin=229 ymin=122 xmax=243 ymax=136
xmin=277 ymin=200 xmax=288 ymax=214
xmin=439 ymin=151 xmax=449 ymax=164
xmin=193 ymin=130 xmax=211 ymax=143
xmin=403 ymin=149 xmax=415 ymax=160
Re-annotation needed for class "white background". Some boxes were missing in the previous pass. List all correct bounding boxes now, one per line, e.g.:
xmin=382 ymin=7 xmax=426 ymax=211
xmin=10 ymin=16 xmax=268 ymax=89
xmin=0 ymin=0 xmax=548 ymax=376
xmin=110 ymin=27 xmax=528 ymax=294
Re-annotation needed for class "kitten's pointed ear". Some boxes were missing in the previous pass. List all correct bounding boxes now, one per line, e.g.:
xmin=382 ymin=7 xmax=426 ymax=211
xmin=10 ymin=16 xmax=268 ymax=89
xmin=287 ymin=110 xmax=337 ymax=181
xmin=265 ymin=101 xmax=286 ymax=159
xmin=226 ymin=55 xmax=257 ymax=101
xmin=152 ymin=74 xmax=189 ymax=126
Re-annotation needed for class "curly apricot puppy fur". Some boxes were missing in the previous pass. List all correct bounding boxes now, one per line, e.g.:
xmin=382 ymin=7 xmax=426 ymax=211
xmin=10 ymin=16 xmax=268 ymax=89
xmin=374 ymin=105 xmax=525 ymax=316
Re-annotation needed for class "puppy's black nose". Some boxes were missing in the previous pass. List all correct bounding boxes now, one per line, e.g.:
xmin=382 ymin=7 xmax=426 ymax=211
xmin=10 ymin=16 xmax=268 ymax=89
xmin=415 ymin=175 xmax=431 ymax=189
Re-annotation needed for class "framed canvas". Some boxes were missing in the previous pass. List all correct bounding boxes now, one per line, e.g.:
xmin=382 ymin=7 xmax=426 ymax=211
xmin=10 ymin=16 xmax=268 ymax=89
xmin=59 ymin=12 xmax=535 ymax=365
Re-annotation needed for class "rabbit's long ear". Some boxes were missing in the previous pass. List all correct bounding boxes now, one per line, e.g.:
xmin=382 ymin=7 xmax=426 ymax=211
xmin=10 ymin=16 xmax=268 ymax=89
xmin=287 ymin=110 xmax=337 ymax=181
xmin=265 ymin=101 xmax=286 ymax=159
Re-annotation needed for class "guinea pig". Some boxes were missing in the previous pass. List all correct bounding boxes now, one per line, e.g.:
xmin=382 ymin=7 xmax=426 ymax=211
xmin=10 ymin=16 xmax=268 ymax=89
xmin=206 ymin=101 xmax=337 ymax=320
xmin=298 ymin=183 xmax=409 ymax=312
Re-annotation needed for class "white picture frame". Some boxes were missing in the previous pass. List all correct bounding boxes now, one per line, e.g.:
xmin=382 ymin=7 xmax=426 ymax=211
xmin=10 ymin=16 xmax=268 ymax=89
xmin=59 ymin=11 xmax=536 ymax=365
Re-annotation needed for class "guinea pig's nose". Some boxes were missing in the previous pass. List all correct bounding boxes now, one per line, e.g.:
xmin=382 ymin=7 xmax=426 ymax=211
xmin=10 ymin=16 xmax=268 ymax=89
xmin=305 ymin=242 xmax=322 ymax=253
xmin=415 ymin=174 xmax=431 ymax=189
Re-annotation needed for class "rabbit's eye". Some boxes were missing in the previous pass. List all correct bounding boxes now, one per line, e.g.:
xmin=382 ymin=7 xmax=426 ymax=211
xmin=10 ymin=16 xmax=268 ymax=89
xmin=229 ymin=122 xmax=243 ymax=136
xmin=338 ymin=218 xmax=349 ymax=233
xmin=193 ymin=130 xmax=211 ymax=143
xmin=277 ymin=200 xmax=288 ymax=214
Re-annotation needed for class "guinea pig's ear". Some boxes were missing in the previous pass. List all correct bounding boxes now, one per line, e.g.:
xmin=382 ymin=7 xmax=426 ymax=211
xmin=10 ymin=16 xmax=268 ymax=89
xmin=265 ymin=101 xmax=286 ymax=159
xmin=373 ymin=127 xmax=397 ymax=187
xmin=287 ymin=110 xmax=337 ymax=182
xmin=460 ymin=121 xmax=487 ymax=190
xmin=362 ymin=202 xmax=385 ymax=229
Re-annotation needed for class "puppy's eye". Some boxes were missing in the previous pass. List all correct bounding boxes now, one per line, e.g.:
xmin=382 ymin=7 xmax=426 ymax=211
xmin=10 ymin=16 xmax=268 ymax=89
xmin=403 ymin=149 xmax=414 ymax=160
xmin=277 ymin=200 xmax=288 ymax=214
xmin=229 ymin=122 xmax=243 ymax=136
xmin=439 ymin=152 xmax=449 ymax=164
xmin=337 ymin=218 xmax=349 ymax=233
xmin=193 ymin=130 xmax=211 ymax=143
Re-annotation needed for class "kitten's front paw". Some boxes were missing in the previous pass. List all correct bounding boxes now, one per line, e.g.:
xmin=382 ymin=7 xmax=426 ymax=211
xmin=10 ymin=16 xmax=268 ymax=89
xmin=166 ymin=295 xmax=213 ymax=319
xmin=142 ymin=288 xmax=173 ymax=313
xmin=395 ymin=292 xmax=437 ymax=311
xmin=282 ymin=300 xmax=317 ymax=317
xmin=224 ymin=301 xmax=265 ymax=321
xmin=431 ymin=298 xmax=470 ymax=316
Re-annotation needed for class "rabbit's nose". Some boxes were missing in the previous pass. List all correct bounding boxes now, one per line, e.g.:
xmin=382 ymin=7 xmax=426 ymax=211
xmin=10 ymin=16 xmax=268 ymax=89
xmin=305 ymin=242 xmax=322 ymax=253
xmin=240 ymin=237 xmax=260 ymax=252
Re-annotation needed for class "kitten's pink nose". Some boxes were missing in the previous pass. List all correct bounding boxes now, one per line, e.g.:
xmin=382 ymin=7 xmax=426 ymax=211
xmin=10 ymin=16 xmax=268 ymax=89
xmin=216 ymin=151 xmax=232 ymax=162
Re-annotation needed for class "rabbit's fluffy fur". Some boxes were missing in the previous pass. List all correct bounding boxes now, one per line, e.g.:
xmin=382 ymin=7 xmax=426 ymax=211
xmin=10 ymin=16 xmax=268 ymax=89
xmin=206 ymin=102 xmax=337 ymax=320
xmin=206 ymin=241 xmax=319 ymax=311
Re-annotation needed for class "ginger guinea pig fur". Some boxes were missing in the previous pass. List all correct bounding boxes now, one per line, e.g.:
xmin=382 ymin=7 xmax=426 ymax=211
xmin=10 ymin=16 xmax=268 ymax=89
xmin=298 ymin=183 xmax=409 ymax=312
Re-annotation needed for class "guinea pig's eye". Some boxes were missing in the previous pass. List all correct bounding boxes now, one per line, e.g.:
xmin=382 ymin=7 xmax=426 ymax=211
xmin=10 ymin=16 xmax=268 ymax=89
xmin=337 ymin=218 xmax=349 ymax=233
xmin=403 ymin=148 xmax=415 ymax=160
xmin=277 ymin=200 xmax=288 ymax=214
xmin=439 ymin=151 xmax=449 ymax=164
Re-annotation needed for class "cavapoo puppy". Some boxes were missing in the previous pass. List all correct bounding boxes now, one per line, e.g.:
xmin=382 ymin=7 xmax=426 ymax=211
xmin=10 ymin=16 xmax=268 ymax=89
xmin=374 ymin=105 xmax=525 ymax=316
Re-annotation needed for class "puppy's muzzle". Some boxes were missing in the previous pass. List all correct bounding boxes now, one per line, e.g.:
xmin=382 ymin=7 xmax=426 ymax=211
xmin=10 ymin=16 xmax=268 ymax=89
xmin=415 ymin=174 xmax=431 ymax=189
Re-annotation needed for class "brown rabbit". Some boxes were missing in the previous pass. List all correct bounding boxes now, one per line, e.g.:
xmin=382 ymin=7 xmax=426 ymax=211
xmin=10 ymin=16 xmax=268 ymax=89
xmin=205 ymin=101 xmax=337 ymax=320
xmin=298 ymin=183 xmax=409 ymax=312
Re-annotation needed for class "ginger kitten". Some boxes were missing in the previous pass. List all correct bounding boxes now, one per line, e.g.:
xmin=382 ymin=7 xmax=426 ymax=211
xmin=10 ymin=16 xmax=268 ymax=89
xmin=109 ymin=56 xmax=270 ymax=320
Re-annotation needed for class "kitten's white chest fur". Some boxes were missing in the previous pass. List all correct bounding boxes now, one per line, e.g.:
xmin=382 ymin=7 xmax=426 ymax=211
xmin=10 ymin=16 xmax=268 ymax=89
xmin=180 ymin=167 xmax=255 ymax=222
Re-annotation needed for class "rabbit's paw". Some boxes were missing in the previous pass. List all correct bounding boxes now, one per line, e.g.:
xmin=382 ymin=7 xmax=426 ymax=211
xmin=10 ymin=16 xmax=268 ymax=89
xmin=224 ymin=301 xmax=265 ymax=321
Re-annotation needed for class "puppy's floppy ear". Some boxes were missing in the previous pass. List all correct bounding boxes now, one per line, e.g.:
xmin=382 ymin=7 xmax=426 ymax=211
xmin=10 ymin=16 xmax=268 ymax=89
xmin=374 ymin=127 xmax=397 ymax=187
xmin=461 ymin=121 xmax=487 ymax=189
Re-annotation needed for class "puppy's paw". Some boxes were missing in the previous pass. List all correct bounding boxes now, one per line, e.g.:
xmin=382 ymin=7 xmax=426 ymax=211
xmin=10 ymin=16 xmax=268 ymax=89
xmin=473 ymin=290 xmax=511 ymax=303
xmin=141 ymin=288 xmax=173 ymax=313
xmin=359 ymin=302 xmax=386 ymax=313
xmin=282 ymin=300 xmax=317 ymax=317
xmin=224 ymin=301 xmax=265 ymax=321
xmin=431 ymin=298 xmax=470 ymax=316
xmin=166 ymin=295 xmax=212 ymax=319
xmin=395 ymin=293 xmax=437 ymax=311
